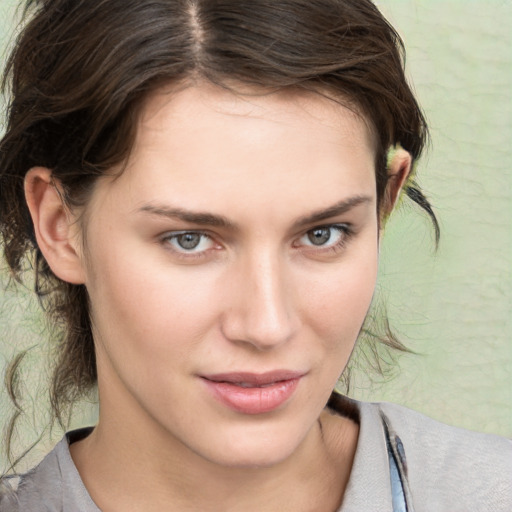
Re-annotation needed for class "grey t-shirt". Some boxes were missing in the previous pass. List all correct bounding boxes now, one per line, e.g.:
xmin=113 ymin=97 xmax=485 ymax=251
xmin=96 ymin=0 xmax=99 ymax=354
xmin=1 ymin=399 xmax=511 ymax=511
xmin=1 ymin=428 xmax=97 ymax=511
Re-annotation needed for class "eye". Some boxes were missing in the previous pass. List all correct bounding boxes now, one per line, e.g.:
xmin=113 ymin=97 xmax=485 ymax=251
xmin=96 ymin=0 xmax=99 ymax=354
xmin=297 ymin=224 xmax=351 ymax=250
xmin=162 ymin=231 xmax=215 ymax=253
xmin=306 ymin=227 xmax=333 ymax=246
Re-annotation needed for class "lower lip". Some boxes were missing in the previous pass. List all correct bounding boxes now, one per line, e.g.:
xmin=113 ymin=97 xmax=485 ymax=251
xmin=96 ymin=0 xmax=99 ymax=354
xmin=202 ymin=377 xmax=301 ymax=414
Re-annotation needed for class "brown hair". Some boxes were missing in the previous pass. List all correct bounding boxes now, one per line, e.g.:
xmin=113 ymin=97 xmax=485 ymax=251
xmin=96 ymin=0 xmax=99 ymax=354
xmin=0 ymin=0 xmax=438 ymax=468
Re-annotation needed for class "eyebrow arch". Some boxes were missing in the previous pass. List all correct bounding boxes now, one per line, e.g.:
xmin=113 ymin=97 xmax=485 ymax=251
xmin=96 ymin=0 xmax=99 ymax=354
xmin=137 ymin=204 xmax=239 ymax=230
xmin=138 ymin=195 xmax=372 ymax=232
xmin=292 ymin=195 xmax=373 ymax=229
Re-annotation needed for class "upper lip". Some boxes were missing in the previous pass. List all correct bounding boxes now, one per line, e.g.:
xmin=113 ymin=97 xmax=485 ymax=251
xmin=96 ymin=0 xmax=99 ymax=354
xmin=201 ymin=370 xmax=305 ymax=386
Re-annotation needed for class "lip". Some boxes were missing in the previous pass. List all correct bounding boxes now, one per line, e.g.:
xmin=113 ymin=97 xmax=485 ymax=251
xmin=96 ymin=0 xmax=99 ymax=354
xmin=200 ymin=370 xmax=305 ymax=414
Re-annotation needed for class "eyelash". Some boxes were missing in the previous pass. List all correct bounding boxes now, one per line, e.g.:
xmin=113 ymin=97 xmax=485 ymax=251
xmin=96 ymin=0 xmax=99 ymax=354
xmin=159 ymin=224 xmax=354 ymax=260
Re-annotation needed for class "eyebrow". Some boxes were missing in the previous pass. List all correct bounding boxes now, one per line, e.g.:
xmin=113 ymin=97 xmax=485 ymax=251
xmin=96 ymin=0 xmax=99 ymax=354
xmin=292 ymin=195 xmax=373 ymax=229
xmin=137 ymin=195 xmax=372 ymax=231
xmin=138 ymin=204 xmax=238 ymax=230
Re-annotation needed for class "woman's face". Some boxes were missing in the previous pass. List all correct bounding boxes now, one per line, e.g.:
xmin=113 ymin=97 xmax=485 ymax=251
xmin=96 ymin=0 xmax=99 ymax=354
xmin=81 ymin=83 xmax=379 ymax=467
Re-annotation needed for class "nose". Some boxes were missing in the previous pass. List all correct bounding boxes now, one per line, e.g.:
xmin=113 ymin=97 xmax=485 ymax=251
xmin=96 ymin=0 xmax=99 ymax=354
xmin=220 ymin=251 xmax=299 ymax=351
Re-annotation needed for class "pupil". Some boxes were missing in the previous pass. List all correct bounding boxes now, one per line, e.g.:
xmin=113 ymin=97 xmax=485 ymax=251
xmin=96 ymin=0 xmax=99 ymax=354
xmin=178 ymin=233 xmax=201 ymax=250
xmin=308 ymin=228 xmax=330 ymax=246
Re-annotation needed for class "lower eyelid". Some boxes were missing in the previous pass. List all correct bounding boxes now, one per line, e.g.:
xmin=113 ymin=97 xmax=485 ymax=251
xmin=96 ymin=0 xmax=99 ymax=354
xmin=295 ymin=228 xmax=355 ymax=256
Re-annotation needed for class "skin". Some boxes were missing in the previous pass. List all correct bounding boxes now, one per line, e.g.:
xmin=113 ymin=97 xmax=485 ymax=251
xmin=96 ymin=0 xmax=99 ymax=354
xmin=25 ymin=83 xmax=411 ymax=511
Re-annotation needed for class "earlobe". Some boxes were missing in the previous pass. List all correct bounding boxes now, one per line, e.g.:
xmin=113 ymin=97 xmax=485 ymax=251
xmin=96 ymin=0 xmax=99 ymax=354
xmin=24 ymin=167 xmax=86 ymax=284
xmin=382 ymin=146 xmax=412 ymax=217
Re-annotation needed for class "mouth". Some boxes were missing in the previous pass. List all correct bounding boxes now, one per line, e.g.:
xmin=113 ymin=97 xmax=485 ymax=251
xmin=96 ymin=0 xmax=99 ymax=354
xmin=200 ymin=370 xmax=305 ymax=414
xmin=202 ymin=370 xmax=304 ymax=386
xmin=225 ymin=381 xmax=282 ymax=388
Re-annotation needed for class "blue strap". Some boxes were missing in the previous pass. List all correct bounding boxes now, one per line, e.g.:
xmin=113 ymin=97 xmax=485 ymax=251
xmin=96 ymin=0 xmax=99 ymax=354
xmin=388 ymin=446 xmax=408 ymax=512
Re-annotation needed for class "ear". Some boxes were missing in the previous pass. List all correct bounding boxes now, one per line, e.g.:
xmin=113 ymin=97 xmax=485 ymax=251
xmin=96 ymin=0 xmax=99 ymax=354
xmin=24 ymin=167 xmax=86 ymax=284
xmin=381 ymin=146 xmax=412 ymax=220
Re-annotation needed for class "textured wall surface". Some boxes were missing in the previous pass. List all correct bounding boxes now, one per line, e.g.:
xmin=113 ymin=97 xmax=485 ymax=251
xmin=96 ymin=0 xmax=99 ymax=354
xmin=1 ymin=0 xmax=511 ymax=466
xmin=358 ymin=0 xmax=512 ymax=436
xmin=355 ymin=0 xmax=512 ymax=436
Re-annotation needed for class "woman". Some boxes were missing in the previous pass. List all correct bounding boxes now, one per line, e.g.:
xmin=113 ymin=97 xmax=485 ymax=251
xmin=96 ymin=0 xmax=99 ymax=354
xmin=0 ymin=0 xmax=510 ymax=510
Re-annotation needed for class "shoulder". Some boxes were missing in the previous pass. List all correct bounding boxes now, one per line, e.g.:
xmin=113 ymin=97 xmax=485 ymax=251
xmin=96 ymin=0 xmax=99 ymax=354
xmin=0 ymin=427 xmax=97 ymax=512
xmin=375 ymin=401 xmax=512 ymax=471
xmin=371 ymin=401 xmax=512 ymax=511
xmin=0 ymin=476 xmax=21 ymax=511
xmin=0 ymin=441 xmax=65 ymax=512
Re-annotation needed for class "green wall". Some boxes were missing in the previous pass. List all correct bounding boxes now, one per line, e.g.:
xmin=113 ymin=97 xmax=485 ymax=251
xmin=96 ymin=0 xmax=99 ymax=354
xmin=1 ymin=0 xmax=511 ymax=465
xmin=359 ymin=0 xmax=512 ymax=436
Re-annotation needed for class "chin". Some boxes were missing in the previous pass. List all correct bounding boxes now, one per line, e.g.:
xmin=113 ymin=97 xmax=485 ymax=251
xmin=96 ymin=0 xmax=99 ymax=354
xmin=195 ymin=420 xmax=312 ymax=470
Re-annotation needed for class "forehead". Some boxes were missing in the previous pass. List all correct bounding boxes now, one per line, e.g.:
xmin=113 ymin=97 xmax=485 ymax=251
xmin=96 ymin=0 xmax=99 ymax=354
xmin=92 ymin=83 xmax=377 ymax=221
xmin=137 ymin=82 xmax=376 ymax=155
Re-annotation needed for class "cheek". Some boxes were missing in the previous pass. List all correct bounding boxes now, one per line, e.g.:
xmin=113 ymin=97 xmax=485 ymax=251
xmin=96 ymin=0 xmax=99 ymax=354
xmin=85 ymin=233 xmax=226 ymax=369
xmin=300 ymin=241 xmax=379 ymax=351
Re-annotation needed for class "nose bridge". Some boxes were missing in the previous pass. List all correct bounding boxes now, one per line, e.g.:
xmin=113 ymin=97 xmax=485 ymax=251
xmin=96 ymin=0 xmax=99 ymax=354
xmin=223 ymin=246 xmax=297 ymax=350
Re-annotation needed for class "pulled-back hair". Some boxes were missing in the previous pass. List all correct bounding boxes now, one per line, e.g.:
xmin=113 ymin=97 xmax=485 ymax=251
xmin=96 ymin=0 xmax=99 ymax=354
xmin=0 ymin=0 xmax=437 ymax=468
